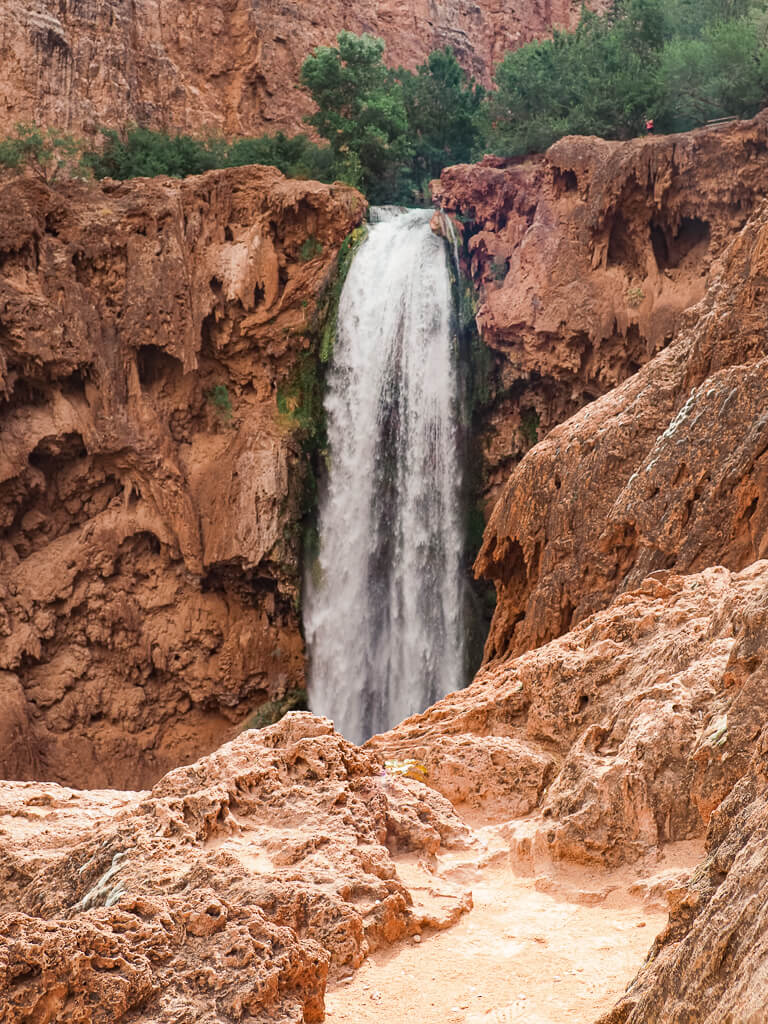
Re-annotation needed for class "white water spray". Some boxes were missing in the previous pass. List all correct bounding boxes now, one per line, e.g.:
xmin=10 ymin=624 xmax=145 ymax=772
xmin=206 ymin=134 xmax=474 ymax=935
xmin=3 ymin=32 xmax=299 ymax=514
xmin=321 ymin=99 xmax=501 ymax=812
xmin=304 ymin=208 xmax=465 ymax=744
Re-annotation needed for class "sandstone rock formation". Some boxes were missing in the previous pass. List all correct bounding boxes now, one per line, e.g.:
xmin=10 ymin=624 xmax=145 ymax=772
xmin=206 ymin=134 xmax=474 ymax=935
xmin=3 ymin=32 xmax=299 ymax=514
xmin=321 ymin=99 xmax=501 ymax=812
xmin=0 ymin=167 xmax=366 ymax=789
xmin=371 ymin=560 xmax=768 ymax=867
xmin=0 ymin=0 xmax=606 ymax=139
xmin=601 ymin=723 xmax=768 ymax=1024
xmin=435 ymin=112 xmax=768 ymax=511
xmin=434 ymin=117 xmax=768 ymax=662
xmin=473 ymin=194 xmax=768 ymax=663
xmin=0 ymin=713 xmax=471 ymax=1023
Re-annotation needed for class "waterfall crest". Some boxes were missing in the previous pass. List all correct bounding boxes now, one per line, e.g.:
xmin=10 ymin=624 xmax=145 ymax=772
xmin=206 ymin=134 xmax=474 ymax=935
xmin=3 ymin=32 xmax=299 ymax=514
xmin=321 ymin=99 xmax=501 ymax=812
xmin=304 ymin=208 xmax=464 ymax=744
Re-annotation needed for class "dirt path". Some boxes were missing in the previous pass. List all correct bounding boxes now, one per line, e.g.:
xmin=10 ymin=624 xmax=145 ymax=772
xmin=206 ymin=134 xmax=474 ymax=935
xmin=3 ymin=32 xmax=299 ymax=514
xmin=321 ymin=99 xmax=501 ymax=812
xmin=326 ymin=825 xmax=702 ymax=1024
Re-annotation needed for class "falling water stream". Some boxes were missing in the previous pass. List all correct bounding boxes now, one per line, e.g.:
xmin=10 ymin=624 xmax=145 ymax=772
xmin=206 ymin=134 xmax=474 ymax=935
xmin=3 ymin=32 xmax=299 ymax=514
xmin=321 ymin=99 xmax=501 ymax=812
xmin=304 ymin=207 xmax=465 ymax=744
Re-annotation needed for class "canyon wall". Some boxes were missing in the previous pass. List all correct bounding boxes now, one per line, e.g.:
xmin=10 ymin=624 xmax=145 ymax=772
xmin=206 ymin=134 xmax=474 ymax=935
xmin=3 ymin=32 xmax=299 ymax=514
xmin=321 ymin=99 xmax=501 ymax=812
xmin=0 ymin=0 xmax=606 ymax=139
xmin=437 ymin=111 xmax=768 ymax=516
xmin=0 ymin=166 xmax=365 ymax=789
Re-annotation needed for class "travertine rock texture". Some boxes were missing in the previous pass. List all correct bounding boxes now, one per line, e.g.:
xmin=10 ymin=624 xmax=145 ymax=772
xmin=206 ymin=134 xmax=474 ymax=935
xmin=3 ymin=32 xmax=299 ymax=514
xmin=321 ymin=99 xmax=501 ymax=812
xmin=371 ymin=560 xmax=768 ymax=867
xmin=0 ymin=713 xmax=471 ymax=1023
xmin=0 ymin=167 xmax=365 ymax=789
xmin=435 ymin=112 xmax=768 ymax=510
xmin=600 ymin=727 xmax=768 ymax=1023
xmin=0 ymin=0 xmax=607 ymax=139
xmin=436 ymin=121 xmax=768 ymax=661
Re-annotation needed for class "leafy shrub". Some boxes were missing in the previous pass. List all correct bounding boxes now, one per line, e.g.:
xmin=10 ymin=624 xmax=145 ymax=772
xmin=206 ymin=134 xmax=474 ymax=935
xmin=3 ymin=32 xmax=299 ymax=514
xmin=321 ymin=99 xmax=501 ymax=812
xmin=490 ymin=259 xmax=509 ymax=283
xmin=626 ymin=285 xmax=646 ymax=307
xmin=207 ymin=384 xmax=233 ymax=425
xmin=85 ymin=127 xmax=225 ymax=179
xmin=483 ymin=0 xmax=768 ymax=157
xmin=241 ymin=689 xmax=308 ymax=731
xmin=300 ymin=236 xmax=324 ymax=262
xmin=300 ymin=31 xmax=413 ymax=202
xmin=520 ymin=408 xmax=540 ymax=448
xmin=0 ymin=123 xmax=88 ymax=183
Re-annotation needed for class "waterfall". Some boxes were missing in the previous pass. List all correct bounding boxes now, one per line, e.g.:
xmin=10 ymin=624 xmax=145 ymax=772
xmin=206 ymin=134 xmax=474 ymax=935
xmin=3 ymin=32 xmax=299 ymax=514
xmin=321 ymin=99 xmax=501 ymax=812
xmin=304 ymin=208 xmax=465 ymax=744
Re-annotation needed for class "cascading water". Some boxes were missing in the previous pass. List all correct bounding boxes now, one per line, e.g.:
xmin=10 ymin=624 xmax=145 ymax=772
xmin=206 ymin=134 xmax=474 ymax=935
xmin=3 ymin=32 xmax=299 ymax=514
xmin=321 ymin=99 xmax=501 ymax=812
xmin=304 ymin=207 xmax=465 ymax=744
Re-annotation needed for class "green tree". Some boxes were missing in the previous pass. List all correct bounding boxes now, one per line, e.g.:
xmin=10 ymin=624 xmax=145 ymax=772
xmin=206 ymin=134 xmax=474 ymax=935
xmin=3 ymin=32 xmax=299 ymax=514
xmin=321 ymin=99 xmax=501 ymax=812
xmin=85 ymin=127 xmax=225 ymax=179
xmin=657 ymin=17 xmax=768 ymax=130
xmin=225 ymin=132 xmax=339 ymax=182
xmin=399 ymin=48 xmax=485 ymax=190
xmin=0 ymin=123 xmax=88 ymax=183
xmin=300 ymin=31 xmax=413 ymax=202
xmin=485 ymin=4 xmax=663 ymax=156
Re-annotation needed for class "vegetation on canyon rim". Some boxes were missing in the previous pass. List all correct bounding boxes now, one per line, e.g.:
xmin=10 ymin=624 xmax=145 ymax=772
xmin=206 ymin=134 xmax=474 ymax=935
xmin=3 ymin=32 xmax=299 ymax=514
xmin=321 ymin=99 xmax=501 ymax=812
xmin=1 ymin=0 xmax=767 ymax=202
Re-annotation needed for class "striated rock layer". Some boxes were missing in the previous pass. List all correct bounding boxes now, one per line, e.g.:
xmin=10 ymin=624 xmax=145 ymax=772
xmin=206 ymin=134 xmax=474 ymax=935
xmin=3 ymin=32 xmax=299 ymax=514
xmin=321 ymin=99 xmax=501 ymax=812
xmin=0 ymin=167 xmax=366 ymax=789
xmin=435 ymin=111 xmax=768 ymax=512
xmin=0 ymin=713 xmax=471 ymax=1023
xmin=0 ymin=0 xmax=607 ymax=139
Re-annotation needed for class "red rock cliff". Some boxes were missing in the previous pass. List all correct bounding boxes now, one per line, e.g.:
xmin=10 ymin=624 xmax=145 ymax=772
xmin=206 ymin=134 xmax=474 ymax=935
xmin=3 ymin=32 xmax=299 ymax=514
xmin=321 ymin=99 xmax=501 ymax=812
xmin=438 ymin=112 xmax=768 ymax=511
xmin=435 ymin=112 xmax=768 ymax=659
xmin=0 ymin=0 xmax=606 ymax=138
xmin=0 ymin=166 xmax=365 ymax=789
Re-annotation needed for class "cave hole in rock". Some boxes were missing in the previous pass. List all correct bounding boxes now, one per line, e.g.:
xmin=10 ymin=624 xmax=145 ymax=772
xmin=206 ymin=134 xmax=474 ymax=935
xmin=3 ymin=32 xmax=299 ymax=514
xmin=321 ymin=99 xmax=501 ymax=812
xmin=607 ymin=212 xmax=645 ymax=275
xmin=136 ymin=344 xmax=183 ymax=391
xmin=3 ymin=375 xmax=49 ymax=410
xmin=554 ymin=168 xmax=578 ymax=195
xmin=61 ymin=367 xmax=90 ymax=397
xmin=650 ymin=216 xmax=711 ymax=271
xmin=28 ymin=431 xmax=87 ymax=470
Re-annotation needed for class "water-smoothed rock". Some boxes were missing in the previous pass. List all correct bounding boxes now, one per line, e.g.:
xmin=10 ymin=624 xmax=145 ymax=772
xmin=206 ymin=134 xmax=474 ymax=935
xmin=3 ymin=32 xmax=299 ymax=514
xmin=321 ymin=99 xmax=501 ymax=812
xmin=0 ymin=168 xmax=366 ymax=789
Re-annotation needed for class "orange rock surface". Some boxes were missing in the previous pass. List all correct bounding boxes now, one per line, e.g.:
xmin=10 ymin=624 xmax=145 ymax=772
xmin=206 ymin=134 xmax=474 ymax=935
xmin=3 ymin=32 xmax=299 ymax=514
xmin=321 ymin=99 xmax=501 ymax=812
xmin=0 ymin=713 xmax=471 ymax=1022
xmin=0 ymin=167 xmax=366 ymax=789
xmin=0 ymin=0 xmax=606 ymax=139
xmin=371 ymin=560 xmax=768 ymax=867
xmin=435 ymin=112 xmax=768 ymax=511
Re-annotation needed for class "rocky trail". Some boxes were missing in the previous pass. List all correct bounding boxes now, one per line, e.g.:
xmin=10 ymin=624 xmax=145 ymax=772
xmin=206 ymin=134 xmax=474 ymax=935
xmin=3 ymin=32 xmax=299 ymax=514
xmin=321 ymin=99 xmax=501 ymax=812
xmin=327 ymin=821 xmax=700 ymax=1024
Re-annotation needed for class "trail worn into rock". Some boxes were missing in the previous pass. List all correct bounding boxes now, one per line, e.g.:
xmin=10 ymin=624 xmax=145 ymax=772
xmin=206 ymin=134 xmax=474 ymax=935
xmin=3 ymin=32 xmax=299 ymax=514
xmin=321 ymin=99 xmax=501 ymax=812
xmin=326 ymin=835 xmax=698 ymax=1024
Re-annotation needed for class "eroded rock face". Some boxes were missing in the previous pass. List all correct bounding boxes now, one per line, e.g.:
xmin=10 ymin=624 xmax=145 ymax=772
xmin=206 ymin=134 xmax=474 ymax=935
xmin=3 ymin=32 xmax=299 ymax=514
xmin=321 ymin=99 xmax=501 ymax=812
xmin=446 ymin=151 xmax=768 ymax=662
xmin=370 ymin=561 xmax=768 ymax=868
xmin=0 ymin=713 xmax=470 ymax=1023
xmin=435 ymin=113 xmax=768 ymax=511
xmin=600 ymin=724 xmax=768 ymax=1024
xmin=0 ymin=168 xmax=366 ymax=789
xmin=0 ymin=0 xmax=607 ymax=139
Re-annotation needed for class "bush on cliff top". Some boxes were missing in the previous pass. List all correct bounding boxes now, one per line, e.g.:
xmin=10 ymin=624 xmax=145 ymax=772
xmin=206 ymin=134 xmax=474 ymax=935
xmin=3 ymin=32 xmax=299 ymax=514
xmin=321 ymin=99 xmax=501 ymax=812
xmin=485 ymin=0 xmax=768 ymax=153
xmin=300 ymin=33 xmax=483 ymax=202
xmin=0 ymin=123 xmax=89 ymax=183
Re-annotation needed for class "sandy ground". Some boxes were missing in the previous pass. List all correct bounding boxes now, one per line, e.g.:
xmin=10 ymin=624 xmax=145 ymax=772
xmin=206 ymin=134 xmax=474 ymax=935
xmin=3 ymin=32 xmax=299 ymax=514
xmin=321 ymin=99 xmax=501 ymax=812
xmin=326 ymin=824 xmax=703 ymax=1024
